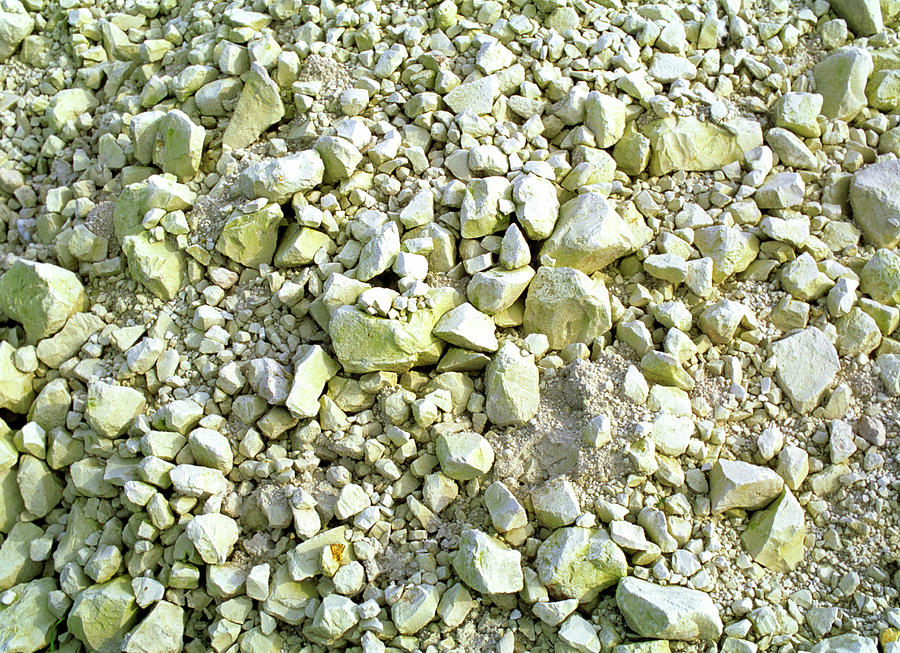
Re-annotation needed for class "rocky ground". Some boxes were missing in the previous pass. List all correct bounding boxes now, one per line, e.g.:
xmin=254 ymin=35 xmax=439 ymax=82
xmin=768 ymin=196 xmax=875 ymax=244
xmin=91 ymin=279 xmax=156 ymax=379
xmin=0 ymin=0 xmax=899 ymax=651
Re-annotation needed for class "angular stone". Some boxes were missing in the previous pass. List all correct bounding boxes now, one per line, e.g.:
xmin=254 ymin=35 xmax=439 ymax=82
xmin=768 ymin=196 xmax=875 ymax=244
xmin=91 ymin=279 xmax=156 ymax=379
xmin=536 ymin=527 xmax=627 ymax=602
xmin=113 ymin=175 xmax=196 ymax=240
xmin=780 ymin=252 xmax=833 ymax=301
xmin=122 ymin=232 xmax=186 ymax=301
xmin=315 ymin=136 xmax=362 ymax=183
xmin=741 ymin=489 xmax=805 ymax=572
xmin=86 ymin=381 xmax=146 ymax=439
xmin=123 ymin=601 xmax=184 ymax=653
xmin=275 ymin=226 xmax=334 ymax=268
xmin=36 ymin=312 xmax=105 ymax=369
xmin=186 ymin=513 xmax=240 ymax=565
xmin=216 ymin=203 xmax=284 ymax=268
xmin=828 ymin=0 xmax=883 ymax=36
xmin=444 ymin=75 xmax=500 ymax=114
xmin=850 ymin=160 xmax=900 ymax=248
xmin=709 ymin=459 xmax=785 ymax=514
xmin=46 ymin=88 xmax=97 ymax=131
xmin=0 ymin=340 xmax=34 ymax=414
xmin=532 ymin=477 xmax=581 ymax=528
xmin=772 ymin=327 xmax=840 ymax=413
xmin=584 ymin=92 xmax=626 ymax=148
xmin=433 ymin=302 xmax=497 ymax=352
xmin=453 ymin=529 xmax=523 ymax=594
xmin=0 ymin=522 xmax=42 ymax=591
xmin=356 ymin=221 xmax=401 ymax=281
xmin=772 ymin=92 xmax=823 ymax=138
xmin=692 ymin=226 xmax=758 ymax=283
xmin=239 ymin=152 xmax=325 ymax=203
xmin=755 ymin=172 xmax=806 ymax=209
xmin=306 ymin=593 xmax=358 ymax=644
xmin=153 ymin=109 xmax=205 ymax=181
xmin=17 ymin=454 xmax=62 ymax=518
xmin=484 ymin=341 xmax=540 ymax=426
xmin=0 ymin=577 xmax=57 ymax=653
xmin=223 ymin=63 xmax=284 ymax=150
xmin=835 ymin=307 xmax=881 ymax=356
xmin=391 ymin=584 xmax=440 ymax=635
xmin=860 ymin=248 xmax=900 ymax=305
xmin=0 ymin=259 xmax=87 ymax=343
xmin=643 ymin=116 xmax=762 ymax=176
xmin=512 ymin=173 xmax=559 ymax=240
xmin=524 ymin=266 xmax=611 ymax=350
xmin=814 ymin=47 xmax=873 ymax=122
xmin=68 ymin=577 xmax=139 ymax=653
xmin=616 ymin=577 xmax=723 ymax=641
xmin=485 ymin=481 xmax=527 ymax=532
xmin=467 ymin=266 xmax=535 ymax=316
xmin=329 ymin=287 xmax=462 ymax=373
xmin=641 ymin=351 xmax=694 ymax=391
xmin=540 ymin=192 xmax=634 ymax=275
xmin=810 ymin=634 xmax=878 ymax=653
xmin=285 ymin=345 xmax=340 ymax=418
xmin=436 ymin=431 xmax=494 ymax=480
xmin=459 ymin=176 xmax=511 ymax=238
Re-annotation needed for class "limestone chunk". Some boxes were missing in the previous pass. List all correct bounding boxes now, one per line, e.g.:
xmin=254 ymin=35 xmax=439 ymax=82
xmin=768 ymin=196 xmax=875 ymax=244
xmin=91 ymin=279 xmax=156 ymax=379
xmin=186 ymin=513 xmax=240 ymax=565
xmin=85 ymin=382 xmax=146 ymax=439
xmin=709 ymin=460 xmax=785 ymax=514
xmin=46 ymin=88 xmax=97 ymax=131
xmin=123 ymin=601 xmax=184 ymax=653
xmin=643 ymin=116 xmax=762 ymax=176
xmin=329 ymin=287 xmax=462 ymax=373
xmin=0 ymin=521 xmax=42 ymax=591
xmin=122 ymin=232 xmax=186 ymax=301
xmin=850 ymin=160 xmax=900 ymax=248
xmin=540 ymin=192 xmax=634 ymax=275
xmin=756 ymin=172 xmax=806 ymax=209
xmin=0 ymin=577 xmax=57 ymax=652
xmin=536 ymin=527 xmax=627 ymax=602
xmin=694 ymin=226 xmax=759 ymax=283
xmin=532 ymin=477 xmax=581 ymax=528
xmin=828 ymin=0 xmax=883 ymax=35
xmin=238 ymin=152 xmax=323 ymax=204
xmin=436 ymin=431 xmax=494 ymax=480
xmin=0 ymin=341 xmax=34 ymax=413
xmin=484 ymin=342 xmax=540 ymax=426
xmin=741 ymin=489 xmax=805 ymax=572
xmin=453 ymin=529 xmax=523 ymax=594
xmin=860 ymin=248 xmax=900 ymax=305
xmin=459 ymin=176 xmax=511 ymax=238
xmin=512 ymin=173 xmax=559 ymax=240
xmin=772 ymin=327 xmax=840 ymax=413
xmin=773 ymin=92 xmax=823 ymax=138
xmin=356 ymin=221 xmax=401 ymax=281
xmin=223 ymin=63 xmax=284 ymax=150
xmin=616 ymin=577 xmax=723 ymax=641
xmin=485 ymin=481 xmax=528 ymax=532
xmin=584 ymin=92 xmax=625 ymax=148
xmin=814 ymin=47 xmax=873 ymax=122
xmin=153 ymin=109 xmax=205 ymax=181
xmin=444 ymin=75 xmax=500 ymax=114
xmin=433 ymin=302 xmax=498 ymax=352
xmin=391 ymin=584 xmax=440 ymax=635
xmin=0 ymin=259 xmax=87 ymax=342
xmin=467 ymin=266 xmax=535 ymax=315
xmin=216 ymin=203 xmax=284 ymax=268
xmin=68 ymin=577 xmax=139 ymax=653
xmin=524 ymin=266 xmax=611 ymax=350
xmin=307 ymin=593 xmax=358 ymax=643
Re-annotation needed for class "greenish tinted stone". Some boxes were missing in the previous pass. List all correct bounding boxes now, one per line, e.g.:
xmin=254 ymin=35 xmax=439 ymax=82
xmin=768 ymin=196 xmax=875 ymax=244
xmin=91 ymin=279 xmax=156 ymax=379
xmin=153 ymin=109 xmax=205 ymax=181
xmin=484 ymin=341 xmax=540 ymax=427
xmin=329 ymin=287 xmax=462 ymax=373
xmin=616 ymin=577 xmax=723 ymax=641
xmin=222 ymin=63 xmax=285 ymax=150
xmin=0 ymin=259 xmax=87 ymax=342
xmin=467 ymin=266 xmax=535 ymax=316
xmin=46 ymin=88 xmax=97 ymax=131
xmin=850 ymin=160 xmax=900 ymax=248
xmin=86 ymin=381 xmax=146 ymax=439
xmin=0 ymin=577 xmax=57 ymax=652
xmin=835 ymin=307 xmax=882 ymax=356
xmin=524 ymin=266 xmax=611 ymax=350
xmin=238 ymin=151 xmax=324 ymax=203
xmin=459 ymin=177 xmax=511 ymax=239
xmin=642 ymin=116 xmax=762 ymax=176
xmin=535 ymin=527 xmax=627 ymax=602
xmin=113 ymin=175 xmax=196 ymax=241
xmin=0 ymin=521 xmax=42 ymax=591
xmin=694 ymin=226 xmax=759 ymax=283
xmin=216 ymin=203 xmax=284 ymax=268
xmin=640 ymin=351 xmax=694 ymax=391
xmin=453 ymin=529 xmax=523 ymax=594
xmin=391 ymin=584 xmax=440 ymax=635
xmin=274 ymin=225 xmax=334 ymax=267
xmin=741 ymin=489 xmax=805 ymax=572
xmin=860 ymin=248 xmax=900 ymax=305
xmin=122 ymin=232 xmax=186 ymax=301
xmin=0 ymin=341 xmax=34 ymax=414
xmin=68 ymin=577 xmax=139 ymax=653
xmin=17 ymin=454 xmax=63 ymax=518
xmin=435 ymin=430 xmax=494 ymax=480
xmin=814 ymin=47 xmax=873 ymax=121
xmin=773 ymin=92 xmax=823 ymax=138
xmin=0 ymin=468 xmax=23 ymax=534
